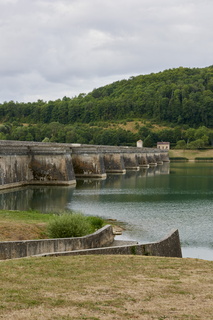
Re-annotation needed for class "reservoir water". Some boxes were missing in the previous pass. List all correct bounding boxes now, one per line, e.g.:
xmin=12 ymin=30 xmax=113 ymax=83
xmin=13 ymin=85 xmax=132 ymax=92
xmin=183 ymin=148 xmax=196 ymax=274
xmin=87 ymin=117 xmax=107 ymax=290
xmin=0 ymin=162 xmax=212 ymax=260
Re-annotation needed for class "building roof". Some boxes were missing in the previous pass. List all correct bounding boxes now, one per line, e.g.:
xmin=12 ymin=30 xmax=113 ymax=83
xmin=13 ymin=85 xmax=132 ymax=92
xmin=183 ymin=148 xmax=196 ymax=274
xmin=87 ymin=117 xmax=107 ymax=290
xmin=157 ymin=142 xmax=170 ymax=144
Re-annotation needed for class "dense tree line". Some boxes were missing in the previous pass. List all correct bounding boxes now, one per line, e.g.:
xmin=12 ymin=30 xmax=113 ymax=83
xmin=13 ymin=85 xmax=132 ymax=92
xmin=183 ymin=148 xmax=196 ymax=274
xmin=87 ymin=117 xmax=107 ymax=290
xmin=0 ymin=121 xmax=212 ymax=149
xmin=0 ymin=66 xmax=213 ymax=148
xmin=0 ymin=122 xmax=138 ymax=146
xmin=0 ymin=66 xmax=213 ymax=128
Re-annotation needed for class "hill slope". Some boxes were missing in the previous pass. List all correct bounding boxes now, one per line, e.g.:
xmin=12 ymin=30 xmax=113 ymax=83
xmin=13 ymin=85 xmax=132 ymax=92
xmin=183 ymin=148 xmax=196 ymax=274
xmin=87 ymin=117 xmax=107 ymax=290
xmin=0 ymin=66 xmax=213 ymax=127
xmin=0 ymin=66 xmax=213 ymax=147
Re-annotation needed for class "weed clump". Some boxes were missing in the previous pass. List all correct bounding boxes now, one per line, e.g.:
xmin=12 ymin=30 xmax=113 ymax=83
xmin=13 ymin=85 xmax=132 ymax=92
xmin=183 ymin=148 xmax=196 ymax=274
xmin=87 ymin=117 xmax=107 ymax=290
xmin=47 ymin=212 xmax=104 ymax=238
xmin=86 ymin=216 xmax=104 ymax=230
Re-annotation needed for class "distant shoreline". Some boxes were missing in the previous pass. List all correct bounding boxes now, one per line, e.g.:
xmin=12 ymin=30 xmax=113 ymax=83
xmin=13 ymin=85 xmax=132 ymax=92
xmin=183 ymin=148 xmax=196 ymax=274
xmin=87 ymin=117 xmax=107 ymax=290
xmin=169 ymin=149 xmax=213 ymax=161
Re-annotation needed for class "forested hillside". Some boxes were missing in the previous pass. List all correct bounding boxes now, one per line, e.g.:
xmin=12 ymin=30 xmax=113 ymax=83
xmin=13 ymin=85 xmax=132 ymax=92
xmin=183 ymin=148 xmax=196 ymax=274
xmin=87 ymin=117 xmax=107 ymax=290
xmin=0 ymin=66 xmax=213 ymax=147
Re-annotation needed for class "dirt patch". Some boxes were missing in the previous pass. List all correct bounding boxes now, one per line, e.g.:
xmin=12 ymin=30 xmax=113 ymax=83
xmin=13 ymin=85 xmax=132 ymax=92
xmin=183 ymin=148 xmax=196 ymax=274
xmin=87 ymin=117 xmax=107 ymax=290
xmin=0 ymin=222 xmax=47 ymax=241
xmin=110 ymin=121 xmax=168 ymax=134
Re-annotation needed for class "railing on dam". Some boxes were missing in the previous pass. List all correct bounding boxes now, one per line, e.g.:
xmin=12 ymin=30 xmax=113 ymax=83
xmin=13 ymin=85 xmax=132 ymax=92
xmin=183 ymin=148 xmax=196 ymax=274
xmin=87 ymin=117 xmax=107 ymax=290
xmin=0 ymin=140 xmax=169 ymax=190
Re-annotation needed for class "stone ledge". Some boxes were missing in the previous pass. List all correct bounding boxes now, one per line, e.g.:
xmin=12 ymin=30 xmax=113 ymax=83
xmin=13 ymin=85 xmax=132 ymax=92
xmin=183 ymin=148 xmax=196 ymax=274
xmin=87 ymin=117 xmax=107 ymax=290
xmin=30 ymin=229 xmax=182 ymax=259
xmin=0 ymin=225 xmax=115 ymax=260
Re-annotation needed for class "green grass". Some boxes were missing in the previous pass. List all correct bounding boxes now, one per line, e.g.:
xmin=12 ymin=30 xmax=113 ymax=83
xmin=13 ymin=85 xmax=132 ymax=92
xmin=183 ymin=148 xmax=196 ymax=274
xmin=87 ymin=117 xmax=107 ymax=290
xmin=0 ymin=209 xmax=54 ymax=223
xmin=0 ymin=209 xmax=105 ymax=241
xmin=169 ymin=149 xmax=213 ymax=160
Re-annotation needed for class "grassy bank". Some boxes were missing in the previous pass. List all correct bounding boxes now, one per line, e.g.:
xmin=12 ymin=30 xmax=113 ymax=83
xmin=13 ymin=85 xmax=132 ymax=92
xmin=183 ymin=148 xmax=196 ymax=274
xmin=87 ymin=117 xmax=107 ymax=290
xmin=0 ymin=255 xmax=213 ymax=319
xmin=0 ymin=210 xmax=118 ymax=241
xmin=169 ymin=149 xmax=213 ymax=160
xmin=0 ymin=210 xmax=54 ymax=241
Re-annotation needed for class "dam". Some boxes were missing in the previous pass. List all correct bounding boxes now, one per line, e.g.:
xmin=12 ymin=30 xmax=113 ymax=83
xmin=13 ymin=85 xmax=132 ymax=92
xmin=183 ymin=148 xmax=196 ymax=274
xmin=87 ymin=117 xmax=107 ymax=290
xmin=0 ymin=140 xmax=169 ymax=190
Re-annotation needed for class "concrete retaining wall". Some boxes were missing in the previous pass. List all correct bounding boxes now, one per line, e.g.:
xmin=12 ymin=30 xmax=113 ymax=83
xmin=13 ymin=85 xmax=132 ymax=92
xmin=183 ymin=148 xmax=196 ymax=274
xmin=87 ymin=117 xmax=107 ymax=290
xmin=0 ymin=225 xmax=115 ymax=260
xmin=40 ymin=229 xmax=182 ymax=258
xmin=0 ymin=228 xmax=182 ymax=260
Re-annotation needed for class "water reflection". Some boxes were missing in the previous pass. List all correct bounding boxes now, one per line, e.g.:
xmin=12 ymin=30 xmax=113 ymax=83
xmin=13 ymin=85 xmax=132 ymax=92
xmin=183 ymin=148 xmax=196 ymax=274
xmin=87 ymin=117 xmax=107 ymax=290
xmin=0 ymin=164 xmax=170 ymax=212
xmin=0 ymin=186 xmax=75 ymax=212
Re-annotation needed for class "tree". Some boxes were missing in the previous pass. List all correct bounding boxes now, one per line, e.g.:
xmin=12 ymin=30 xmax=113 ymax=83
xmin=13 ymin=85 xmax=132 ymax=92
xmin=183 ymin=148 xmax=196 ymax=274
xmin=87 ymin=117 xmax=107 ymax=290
xmin=175 ymin=140 xmax=187 ymax=149
xmin=188 ymin=139 xmax=205 ymax=149
xmin=185 ymin=128 xmax=196 ymax=144
xmin=200 ymin=135 xmax=209 ymax=146
xmin=209 ymin=132 xmax=213 ymax=146
xmin=194 ymin=126 xmax=209 ymax=140
xmin=42 ymin=137 xmax=50 ymax=142
xmin=138 ymin=126 xmax=151 ymax=140
xmin=0 ymin=132 xmax=6 ymax=140
xmin=143 ymin=134 xmax=155 ymax=147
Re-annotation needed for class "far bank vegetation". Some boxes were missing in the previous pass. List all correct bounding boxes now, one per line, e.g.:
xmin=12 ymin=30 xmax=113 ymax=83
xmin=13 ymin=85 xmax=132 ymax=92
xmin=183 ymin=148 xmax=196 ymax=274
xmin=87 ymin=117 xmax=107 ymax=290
xmin=0 ymin=66 xmax=213 ymax=149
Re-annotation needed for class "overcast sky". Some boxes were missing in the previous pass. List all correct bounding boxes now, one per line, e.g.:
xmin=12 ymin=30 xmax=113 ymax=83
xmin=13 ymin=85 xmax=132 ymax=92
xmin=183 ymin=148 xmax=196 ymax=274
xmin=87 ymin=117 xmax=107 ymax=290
xmin=0 ymin=0 xmax=213 ymax=103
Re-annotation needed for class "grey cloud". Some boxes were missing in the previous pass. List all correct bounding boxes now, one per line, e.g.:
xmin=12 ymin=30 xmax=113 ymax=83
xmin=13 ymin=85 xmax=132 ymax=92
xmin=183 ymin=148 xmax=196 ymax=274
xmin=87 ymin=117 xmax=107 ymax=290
xmin=0 ymin=0 xmax=213 ymax=102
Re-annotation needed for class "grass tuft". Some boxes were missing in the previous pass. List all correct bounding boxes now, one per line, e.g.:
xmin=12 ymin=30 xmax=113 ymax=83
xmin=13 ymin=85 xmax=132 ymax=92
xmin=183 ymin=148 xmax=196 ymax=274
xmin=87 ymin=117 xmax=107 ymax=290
xmin=47 ymin=212 xmax=104 ymax=238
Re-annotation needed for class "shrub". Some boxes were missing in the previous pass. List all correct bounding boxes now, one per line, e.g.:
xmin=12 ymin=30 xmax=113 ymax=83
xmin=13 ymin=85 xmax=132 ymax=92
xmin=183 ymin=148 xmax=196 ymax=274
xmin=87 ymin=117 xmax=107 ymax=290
xmin=169 ymin=157 xmax=188 ymax=162
xmin=47 ymin=212 xmax=105 ymax=238
xmin=86 ymin=216 xmax=104 ymax=230
xmin=195 ymin=157 xmax=213 ymax=160
xmin=47 ymin=212 xmax=92 ymax=238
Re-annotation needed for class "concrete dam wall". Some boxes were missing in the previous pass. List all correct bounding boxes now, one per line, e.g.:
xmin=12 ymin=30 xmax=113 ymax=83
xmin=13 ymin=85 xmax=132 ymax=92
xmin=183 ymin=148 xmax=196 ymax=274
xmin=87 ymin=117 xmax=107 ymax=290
xmin=0 ymin=140 xmax=169 ymax=190
xmin=0 ymin=142 xmax=76 ymax=190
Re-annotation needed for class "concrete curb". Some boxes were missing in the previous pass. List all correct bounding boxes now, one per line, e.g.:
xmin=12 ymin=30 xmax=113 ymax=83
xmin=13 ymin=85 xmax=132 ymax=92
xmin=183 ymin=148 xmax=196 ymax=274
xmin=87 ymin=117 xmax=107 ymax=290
xmin=0 ymin=227 xmax=182 ymax=260
xmin=38 ymin=229 xmax=182 ymax=258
